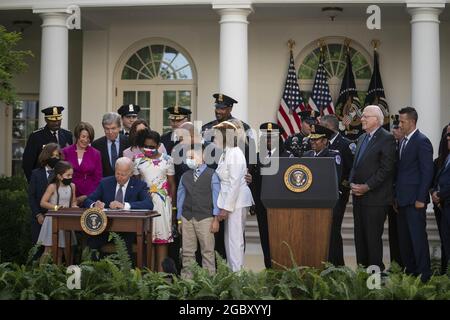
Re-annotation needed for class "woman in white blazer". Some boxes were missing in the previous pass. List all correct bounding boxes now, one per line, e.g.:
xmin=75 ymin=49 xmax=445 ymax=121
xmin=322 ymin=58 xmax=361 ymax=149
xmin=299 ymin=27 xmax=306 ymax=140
xmin=213 ymin=119 xmax=254 ymax=271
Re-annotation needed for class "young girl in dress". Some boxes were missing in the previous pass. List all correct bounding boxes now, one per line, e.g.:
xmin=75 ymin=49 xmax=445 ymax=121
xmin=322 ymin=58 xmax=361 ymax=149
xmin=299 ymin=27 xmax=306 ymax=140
xmin=134 ymin=128 xmax=176 ymax=272
xmin=39 ymin=161 xmax=78 ymax=264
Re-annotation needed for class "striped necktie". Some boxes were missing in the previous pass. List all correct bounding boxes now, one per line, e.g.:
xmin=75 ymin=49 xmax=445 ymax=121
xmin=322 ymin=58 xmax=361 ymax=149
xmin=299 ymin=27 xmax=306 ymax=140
xmin=193 ymin=168 xmax=201 ymax=182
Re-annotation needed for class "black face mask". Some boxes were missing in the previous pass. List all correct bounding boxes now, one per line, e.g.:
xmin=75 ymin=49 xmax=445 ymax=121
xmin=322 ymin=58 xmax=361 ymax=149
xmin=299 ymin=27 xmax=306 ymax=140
xmin=62 ymin=178 xmax=72 ymax=186
xmin=47 ymin=157 xmax=60 ymax=168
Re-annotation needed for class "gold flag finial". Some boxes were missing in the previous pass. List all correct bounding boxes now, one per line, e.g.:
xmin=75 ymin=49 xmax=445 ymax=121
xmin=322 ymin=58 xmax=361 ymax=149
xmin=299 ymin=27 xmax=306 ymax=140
xmin=287 ymin=39 xmax=296 ymax=51
xmin=344 ymin=38 xmax=351 ymax=52
xmin=371 ymin=39 xmax=380 ymax=51
xmin=318 ymin=39 xmax=326 ymax=53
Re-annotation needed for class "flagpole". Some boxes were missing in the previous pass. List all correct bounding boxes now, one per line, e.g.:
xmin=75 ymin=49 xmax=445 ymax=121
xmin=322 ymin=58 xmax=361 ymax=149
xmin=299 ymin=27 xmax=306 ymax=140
xmin=371 ymin=39 xmax=380 ymax=105
xmin=287 ymin=39 xmax=295 ymax=115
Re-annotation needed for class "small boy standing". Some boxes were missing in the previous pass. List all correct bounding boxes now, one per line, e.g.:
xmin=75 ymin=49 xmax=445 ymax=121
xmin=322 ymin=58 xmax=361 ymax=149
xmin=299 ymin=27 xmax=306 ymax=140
xmin=177 ymin=144 xmax=220 ymax=277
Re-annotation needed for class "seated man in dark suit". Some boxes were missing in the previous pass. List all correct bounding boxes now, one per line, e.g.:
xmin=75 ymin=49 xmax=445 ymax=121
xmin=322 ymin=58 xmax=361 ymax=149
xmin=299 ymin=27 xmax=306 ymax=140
xmin=84 ymin=157 xmax=153 ymax=260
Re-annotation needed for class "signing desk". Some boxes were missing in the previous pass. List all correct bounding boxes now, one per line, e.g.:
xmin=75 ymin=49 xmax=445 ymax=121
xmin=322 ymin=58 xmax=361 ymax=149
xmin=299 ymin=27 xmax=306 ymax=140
xmin=46 ymin=208 xmax=160 ymax=269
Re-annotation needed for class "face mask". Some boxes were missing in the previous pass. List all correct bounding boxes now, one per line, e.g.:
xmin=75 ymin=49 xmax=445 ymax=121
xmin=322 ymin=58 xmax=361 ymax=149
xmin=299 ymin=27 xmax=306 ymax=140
xmin=186 ymin=158 xmax=198 ymax=170
xmin=143 ymin=148 xmax=157 ymax=158
xmin=62 ymin=178 xmax=72 ymax=186
xmin=47 ymin=157 xmax=60 ymax=168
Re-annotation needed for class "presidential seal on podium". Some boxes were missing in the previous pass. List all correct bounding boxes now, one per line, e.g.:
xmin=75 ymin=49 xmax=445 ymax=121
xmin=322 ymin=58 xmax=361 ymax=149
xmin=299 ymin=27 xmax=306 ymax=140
xmin=80 ymin=207 xmax=108 ymax=236
xmin=284 ymin=164 xmax=313 ymax=193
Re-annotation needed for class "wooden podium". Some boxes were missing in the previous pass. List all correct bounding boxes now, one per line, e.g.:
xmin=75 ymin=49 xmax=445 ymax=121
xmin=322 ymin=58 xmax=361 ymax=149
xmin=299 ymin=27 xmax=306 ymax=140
xmin=261 ymin=157 xmax=338 ymax=269
xmin=46 ymin=208 xmax=159 ymax=269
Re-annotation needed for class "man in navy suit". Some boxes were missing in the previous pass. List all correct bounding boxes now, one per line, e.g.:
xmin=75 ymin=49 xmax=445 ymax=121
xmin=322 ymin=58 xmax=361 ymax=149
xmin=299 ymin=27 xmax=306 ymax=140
xmin=432 ymin=131 xmax=450 ymax=269
xmin=396 ymin=107 xmax=434 ymax=282
xmin=84 ymin=157 xmax=153 ymax=259
xmin=91 ymin=112 xmax=129 ymax=177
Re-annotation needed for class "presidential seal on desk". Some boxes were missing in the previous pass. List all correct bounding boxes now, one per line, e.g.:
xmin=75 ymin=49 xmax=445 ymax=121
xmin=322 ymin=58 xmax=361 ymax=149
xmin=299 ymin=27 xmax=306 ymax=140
xmin=284 ymin=164 xmax=313 ymax=193
xmin=81 ymin=207 xmax=107 ymax=235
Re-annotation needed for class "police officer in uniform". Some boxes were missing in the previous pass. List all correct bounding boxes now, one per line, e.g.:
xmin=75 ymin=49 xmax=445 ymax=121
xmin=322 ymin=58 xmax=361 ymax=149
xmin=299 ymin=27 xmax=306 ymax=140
xmin=161 ymin=106 xmax=192 ymax=155
xmin=320 ymin=114 xmax=355 ymax=265
xmin=249 ymin=122 xmax=291 ymax=268
xmin=201 ymin=93 xmax=255 ymax=260
xmin=284 ymin=110 xmax=320 ymax=157
xmin=303 ymin=124 xmax=342 ymax=181
xmin=201 ymin=93 xmax=255 ymax=164
xmin=22 ymin=106 xmax=73 ymax=182
xmin=118 ymin=103 xmax=140 ymax=136
xmin=387 ymin=114 xmax=403 ymax=268
xmin=162 ymin=106 xmax=191 ymax=274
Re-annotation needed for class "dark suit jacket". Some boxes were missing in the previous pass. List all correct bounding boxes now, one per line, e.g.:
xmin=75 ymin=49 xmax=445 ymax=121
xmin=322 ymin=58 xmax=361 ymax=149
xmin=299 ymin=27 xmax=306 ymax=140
xmin=28 ymin=168 xmax=49 ymax=218
xmin=161 ymin=131 xmax=178 ymax=155
xmin=91 ymin=135 xmax=129 ymax=177
xmin=329 ymin=133 xmax=354 ymax=188
xmin=350 ymin=127 xmax=397 ymax=206
xmin=432 ymin=160 xmax=450 ymax=207
xmin=22 ymin=126 xmax=73 ymax=181
xmin=395 ymin=130 xmax=434 ymax=206
xmin=83 ymin=176 xmax=153 ymax=210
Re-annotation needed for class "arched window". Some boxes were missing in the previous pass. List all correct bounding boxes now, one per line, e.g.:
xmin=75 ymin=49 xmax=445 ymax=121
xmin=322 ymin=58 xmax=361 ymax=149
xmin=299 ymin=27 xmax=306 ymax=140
xmin=114 ymin=39 xmax=196 ymax=134
xmin=296 ymin=37 xmax=372 ymax=104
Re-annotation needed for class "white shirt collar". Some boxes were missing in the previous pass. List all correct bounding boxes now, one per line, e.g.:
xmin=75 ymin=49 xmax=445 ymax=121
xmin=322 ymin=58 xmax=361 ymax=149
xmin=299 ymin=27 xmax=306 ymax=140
xmin=116 ymin=179 xmax=130 ymax=190
xmin=404 ymin=128 xmax=418 ymax=141
xmin=367 ymin=126 xmax=381 ymax=137
xmin=329 ymin=133 xmax=339 ymax=145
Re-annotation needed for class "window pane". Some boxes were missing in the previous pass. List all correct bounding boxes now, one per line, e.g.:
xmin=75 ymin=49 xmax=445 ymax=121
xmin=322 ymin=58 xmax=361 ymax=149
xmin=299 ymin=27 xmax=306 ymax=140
xmin=176 ymin=66 xmax=192 ymax=80
xmin=126 ymin=54 xmax=143 ymax=71
xmin=122 ymin=66 xmax=138 ymax=79
xmin=163 ymin=46 xmax=178 ymax=64
xmin=138 ymin=67 xmax=152 ymax=79
xmin=123 ymin=91 xmax=136 ymax=105
xmin=298 ymin=65 xmax=314 ymax=80
xmin=12 ymin=100 xmax=38 ymax=176
xmin=171 ymin=53 xmax=189 ymax=71
xmin=303 ymin=53 xmax=319 ymax=70
xmin=137 ymin=47 xmax=151 ymax=65
xmin=163 ymin=91 xmax=176 ymax=128
xmin=151 ymin=45 xmax=164 ymax=62
xmin=137 ymin=91 xmax=150 ymax=109
xmin=328 ymin=44 xmax=342 ymax=61
xmin=178 ymin=91 xmax=191 ymax=109
xmin=355 ymin=66 xmax=371 ymax=79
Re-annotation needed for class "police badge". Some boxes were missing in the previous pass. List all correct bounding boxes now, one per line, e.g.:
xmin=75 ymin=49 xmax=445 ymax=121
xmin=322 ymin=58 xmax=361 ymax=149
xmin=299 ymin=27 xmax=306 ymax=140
xmin=80 ymin=207 xmax=107 ymax=236
xmin=284 ymin=164 xmax=313 ymax=193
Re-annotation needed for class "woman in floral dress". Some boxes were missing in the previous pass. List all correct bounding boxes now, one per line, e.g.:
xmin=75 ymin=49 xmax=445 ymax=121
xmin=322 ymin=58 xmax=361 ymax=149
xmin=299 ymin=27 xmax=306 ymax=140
xmin=133 ymin=128 xmax=176 ymax=272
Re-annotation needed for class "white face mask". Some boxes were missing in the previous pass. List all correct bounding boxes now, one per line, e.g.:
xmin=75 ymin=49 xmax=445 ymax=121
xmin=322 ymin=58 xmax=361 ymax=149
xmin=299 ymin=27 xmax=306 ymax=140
xmin=186 ymin=158 xmax=198 ymax=170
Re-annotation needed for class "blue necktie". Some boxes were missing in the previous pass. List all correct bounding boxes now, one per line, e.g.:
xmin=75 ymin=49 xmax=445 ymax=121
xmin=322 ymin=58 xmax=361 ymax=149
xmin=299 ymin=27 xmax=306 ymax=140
xmin=445 ymin=155 xmax=450 ymax=170
xmin=355 ymin=134 xmax=370 ymax=166
xmin=110 ymin=140 xmax=118 ymax=168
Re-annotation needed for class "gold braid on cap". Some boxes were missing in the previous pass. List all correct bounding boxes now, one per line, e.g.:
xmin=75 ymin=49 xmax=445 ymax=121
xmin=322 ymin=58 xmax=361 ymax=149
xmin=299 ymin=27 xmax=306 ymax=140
xmin=213 ymin=120 xmax=238 ymax=130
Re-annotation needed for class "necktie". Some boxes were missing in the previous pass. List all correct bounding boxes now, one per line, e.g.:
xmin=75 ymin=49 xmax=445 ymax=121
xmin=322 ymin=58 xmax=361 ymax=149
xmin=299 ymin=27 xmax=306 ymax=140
xmin=110 ymin=140 xmax=118 ymax=168
xmin=445 ymin=155 xmax=450 ymax=169
xmin=115 ymin=184 xmax=124 ymax=203
xmin=268 ymin=150 xmax=272 ymax=157
xmin=51 ymin=131 xmax=58 ymax=143
xmin=399 ymin=137 xmax=408 ymax=159
xmin=193 ymin=168 xmax=201 ymax=182
xmin=355 ymin=134 xmax=371 ymax=166
xmin=47 ymin=169 xmax=54 ymax=182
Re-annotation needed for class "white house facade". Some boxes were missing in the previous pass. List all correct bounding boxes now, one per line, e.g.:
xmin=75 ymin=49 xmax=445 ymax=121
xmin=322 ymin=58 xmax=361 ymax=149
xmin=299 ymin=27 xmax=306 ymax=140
xmin=0 ymin=0 xmax=448 ymax=178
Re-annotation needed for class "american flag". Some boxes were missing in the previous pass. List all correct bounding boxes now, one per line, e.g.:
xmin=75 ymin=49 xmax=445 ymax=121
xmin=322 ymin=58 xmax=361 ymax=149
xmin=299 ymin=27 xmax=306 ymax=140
xmin=308 ymin=53 xmax=334 ymax=115
xmin=277 ymin=51 xmax=307 ymax=141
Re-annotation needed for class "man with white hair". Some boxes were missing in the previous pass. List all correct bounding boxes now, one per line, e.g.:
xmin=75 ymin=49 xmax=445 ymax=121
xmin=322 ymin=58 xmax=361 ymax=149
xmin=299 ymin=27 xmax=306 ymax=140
xmin=349 ymin=105 xmax=397 ymax=271
xmin=84 ymin=157 xmax=153 ymax=260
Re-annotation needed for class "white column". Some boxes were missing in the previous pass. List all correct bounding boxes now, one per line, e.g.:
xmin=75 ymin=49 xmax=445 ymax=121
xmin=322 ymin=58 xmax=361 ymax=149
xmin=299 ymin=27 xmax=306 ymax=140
xmin=408 ymin=4 xmax=444 ymax=154
xmin=213 ymin=4 xmax=253 ymax=123
xmin=33 ymin=9 xmax=69 ymax=128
